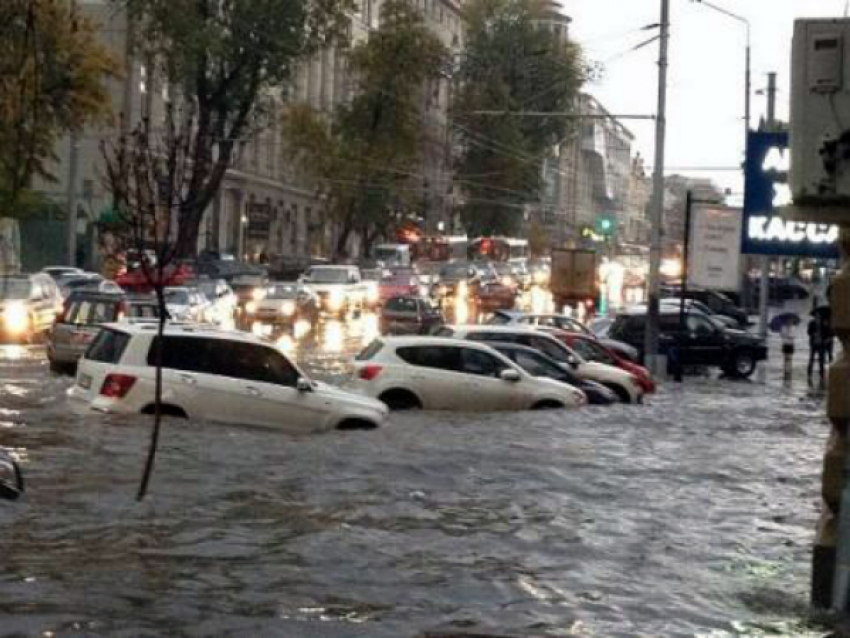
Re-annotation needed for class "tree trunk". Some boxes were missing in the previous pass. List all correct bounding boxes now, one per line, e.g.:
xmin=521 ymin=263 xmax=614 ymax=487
xmin=137 ymin=281 xmax=167 ymax=501
xmin=174 ymin=206 xmax=202 ymax=258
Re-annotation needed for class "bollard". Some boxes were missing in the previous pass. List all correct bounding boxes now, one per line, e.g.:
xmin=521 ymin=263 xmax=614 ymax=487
xmin=813 ymin=228 xmax=850 ymax=609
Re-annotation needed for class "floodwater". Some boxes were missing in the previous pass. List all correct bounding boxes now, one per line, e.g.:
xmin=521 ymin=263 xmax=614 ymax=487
xmin=0 ymin=319 xmax=833 ymax=637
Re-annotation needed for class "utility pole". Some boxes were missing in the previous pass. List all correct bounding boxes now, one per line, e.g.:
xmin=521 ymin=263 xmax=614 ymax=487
xmin=757 ymin=72 xmax=777 ymax=347
xmin=645 ymin=0 xmax=670 ymax=373
xmin=65 ymin=0 xmax=80 ymax=267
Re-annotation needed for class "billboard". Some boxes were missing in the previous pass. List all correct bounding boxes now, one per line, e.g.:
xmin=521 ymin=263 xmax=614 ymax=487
xmin=742 ymin=130 xmax=839 ymax=258
xmin=688 ymin=206 xmax=742 ymax=291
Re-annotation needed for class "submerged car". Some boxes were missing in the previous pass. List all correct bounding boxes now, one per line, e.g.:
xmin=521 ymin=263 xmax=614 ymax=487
xmin=351 ymin=336 xmax=586 ymax=411
xmin=380 ymin=295 xmax=444 ymax=335
xmin=70 ymin=323 xmax=388 ymax=432
xmin=48 ymin=290 xmax=127 ymax=374
xmin=489 ymin=342 xmax=617 ymax=405
xmin=247 ymin=282 xmax=319 ymax=326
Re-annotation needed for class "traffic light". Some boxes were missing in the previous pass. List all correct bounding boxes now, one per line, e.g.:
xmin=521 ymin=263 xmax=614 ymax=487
xmin=595 ymin=214 xmax=615 ymax=237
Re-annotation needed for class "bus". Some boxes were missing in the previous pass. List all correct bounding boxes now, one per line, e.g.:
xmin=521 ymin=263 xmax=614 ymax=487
xmin=411 ymin=235 xmax=468 ymax=262
xmin=467 ymin=237 xmax=529 ymax=262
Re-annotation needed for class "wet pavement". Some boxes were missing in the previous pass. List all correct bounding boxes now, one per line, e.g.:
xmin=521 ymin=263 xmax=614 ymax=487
xmin=0 ymin=309 xmax=835 ymax=637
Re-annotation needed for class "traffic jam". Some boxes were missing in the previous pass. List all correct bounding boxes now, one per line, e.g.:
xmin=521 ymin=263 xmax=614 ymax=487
xmin=0 ymin=235 xmax=764 ymax=436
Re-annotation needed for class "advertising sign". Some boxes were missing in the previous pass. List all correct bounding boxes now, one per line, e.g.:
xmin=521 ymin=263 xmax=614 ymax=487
xmin=688 ymin=206 xmax=742 ymax=291
xmin=742 ymin=130 xmax=839 ymax=258
xmin=246 ymin=202 xmax=271 ymax=240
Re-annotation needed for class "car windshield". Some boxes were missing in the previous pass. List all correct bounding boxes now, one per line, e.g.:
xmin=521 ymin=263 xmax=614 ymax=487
xmin=493 ymin=263 xmax=512 ymax=275
xmin=509 ymin=349 xmax=565 ymax=378
xmin=268 ymin=284 xmax=298 ymax=299
xmin=308 ymin=268 xmax=350 ymax=284
xmin=164 ymin=289 xmax=190 ymax=305
xmin=439 ymin=264 xmax=470 ymax=279
xmin=0 ymin=279 xmax=31 ymax=299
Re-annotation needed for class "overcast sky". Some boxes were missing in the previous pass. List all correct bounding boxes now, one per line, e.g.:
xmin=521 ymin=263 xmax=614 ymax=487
xmin=567 ymin=0 xmax=848 ymax=198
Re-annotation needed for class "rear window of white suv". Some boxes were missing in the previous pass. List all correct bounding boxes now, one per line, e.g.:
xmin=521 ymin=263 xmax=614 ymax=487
xmin=86 ymin=329 xmax=131 ymax=363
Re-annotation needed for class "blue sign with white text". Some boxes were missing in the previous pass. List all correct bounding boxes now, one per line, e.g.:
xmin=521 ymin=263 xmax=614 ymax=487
xmin=742 ymin=130 xmax=839 ymax=258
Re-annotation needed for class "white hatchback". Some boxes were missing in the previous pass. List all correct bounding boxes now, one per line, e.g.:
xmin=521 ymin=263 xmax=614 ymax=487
xmin=351 ymin=336 xmax=586 ymax=411
xmin=69 ymin=323 xmax=388 ymax=432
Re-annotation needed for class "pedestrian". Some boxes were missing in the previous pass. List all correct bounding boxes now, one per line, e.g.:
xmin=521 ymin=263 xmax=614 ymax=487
xmin=808 ymin=307 xmax=833 ymax=381
xmin=781 ymin=320 xmax=796 ymax=383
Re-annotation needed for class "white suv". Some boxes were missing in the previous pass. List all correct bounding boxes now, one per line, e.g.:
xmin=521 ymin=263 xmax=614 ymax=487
xmin=69 ymin=324 xmax=388 ymax=432
xmin=436 ymin=325 xmax=644 ymax=404
xmin=351 ymin=336 xmax=586 ymax=411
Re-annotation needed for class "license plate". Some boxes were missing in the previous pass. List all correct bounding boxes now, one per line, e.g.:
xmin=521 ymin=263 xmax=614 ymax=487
xmin=78 ymin=374 xmax=92 ymax=390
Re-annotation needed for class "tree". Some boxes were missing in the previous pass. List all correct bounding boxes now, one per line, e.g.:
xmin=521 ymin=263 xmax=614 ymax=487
xmin=0 ymin=0 xmax=116 ymax=217
xmin=101 ymin=105 xmax=194 ymax=500
xmin=282 ymin=0 xmax=447 ymax=259
xmin=119 ymin=0 xmax=351 ymax=257
xmin=452 ymin=0 xmax=583 ymax=237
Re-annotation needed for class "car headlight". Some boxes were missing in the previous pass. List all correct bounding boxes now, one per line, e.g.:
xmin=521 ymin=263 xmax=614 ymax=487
xmin=282 ymin=301 xmax=296 ymax=316
xmin=457 ymin=281 xmax=468 ymax=297
xmin=2 ymin=303 xmax=29 ymax=335
xmin=246 ymin=301 xmax=257 ymax=314
xmin=252 ymin=288 xmax=267 ymax=301
xmin=367 ymin=285 xmax=379 ymax=304
xmin=501 ymin=276 xmax=512 ymax=287
xmin=328 ymin=289 xmax=345 ymax=311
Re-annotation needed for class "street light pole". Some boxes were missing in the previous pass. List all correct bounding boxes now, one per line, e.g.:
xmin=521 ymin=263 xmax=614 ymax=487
xmin=644 ymin=0 xmax=670 ymax=373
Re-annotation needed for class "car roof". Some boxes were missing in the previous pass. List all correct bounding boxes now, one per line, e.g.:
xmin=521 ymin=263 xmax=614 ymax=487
xmin=379 ymin=335 xmax=493 ymax=349
xmin=445 ymin=324 xmax=545 ymax=336
xmin=103 ymin=322 xmax=266 ymax=344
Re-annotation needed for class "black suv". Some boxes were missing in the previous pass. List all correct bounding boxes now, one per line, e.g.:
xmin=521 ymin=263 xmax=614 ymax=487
xmin=661 ymin=286 xmax=749 ymax=327
xmin=609 ymin=309 xmax=767 ymax=378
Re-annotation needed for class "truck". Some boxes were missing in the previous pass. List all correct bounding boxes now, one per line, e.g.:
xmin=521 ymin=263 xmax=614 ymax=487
xmin=549 ymin=248 xmax=598 ymax=312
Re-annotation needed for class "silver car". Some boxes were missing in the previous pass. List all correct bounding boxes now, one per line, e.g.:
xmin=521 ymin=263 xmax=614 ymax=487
xmin=0 ymin=274 xmax=63 ymax=343
xmin=48 ymin=291 xmax=126 ymax=374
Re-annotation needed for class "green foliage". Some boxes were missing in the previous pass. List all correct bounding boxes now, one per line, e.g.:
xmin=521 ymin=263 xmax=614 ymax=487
xmin=283 ymin=0 xmax=447 ymax=257
xmin=118 ymin=0 xmax=352 ymax=256
xmin=453 ymin=0 xmax=583 ymax=236
xmin=0 ymin=0 xmax=117 ymax=217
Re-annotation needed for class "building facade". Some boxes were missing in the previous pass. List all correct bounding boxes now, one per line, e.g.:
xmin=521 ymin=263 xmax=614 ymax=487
xmin=39 ymin=0 xmax=461 ymax=266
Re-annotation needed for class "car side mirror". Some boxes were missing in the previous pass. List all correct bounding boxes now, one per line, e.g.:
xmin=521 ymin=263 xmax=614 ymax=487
xmin=297 ymin=378 xmax=314 ymax=393
xmin=500 ymin=369 xmax=521 ymax=382
xmin=567 ymin=355 xmax=580 ymax=368
xmin=0 ymin=449 xmax=24 ymax=501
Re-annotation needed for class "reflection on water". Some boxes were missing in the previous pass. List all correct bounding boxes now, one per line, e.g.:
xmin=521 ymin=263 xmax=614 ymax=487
xmin=322 ymin=320 xmax=345 ymax=353
xmin=0 ymin=347 xmax=828 ymax=638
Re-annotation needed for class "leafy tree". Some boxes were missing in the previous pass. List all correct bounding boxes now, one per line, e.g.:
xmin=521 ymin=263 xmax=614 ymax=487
xmin=119 ymin=0 xmax=351 ymax=257
xmin=453 ymin=0 xmax=583 ymax=237
xmin=283 ymin=0 xmax=447 ymax=259
xmin=0 ymin=0 xmax=116 ymax=217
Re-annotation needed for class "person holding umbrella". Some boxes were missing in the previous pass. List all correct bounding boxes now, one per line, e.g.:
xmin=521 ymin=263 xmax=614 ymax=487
xmin=770 ymin=312 xmax=801 ymax=382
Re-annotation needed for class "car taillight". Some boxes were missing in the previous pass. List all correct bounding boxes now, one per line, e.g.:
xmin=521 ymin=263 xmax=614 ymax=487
xmin=358 ymin=365 xmax=383 ymax=381
xmin=100 ymin=374 xmax=137 ymax=398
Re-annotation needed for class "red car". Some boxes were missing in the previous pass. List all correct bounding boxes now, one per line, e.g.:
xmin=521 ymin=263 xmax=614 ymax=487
xmin=475 ymin=280 xmax=517 ymax=312
xmin=379 ymin=270 xmax=422 ymax=303
xmin=550 ymin=330 xmax=656 ymax=394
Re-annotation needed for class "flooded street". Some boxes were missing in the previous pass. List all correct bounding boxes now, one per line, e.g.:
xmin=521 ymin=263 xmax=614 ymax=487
xmin=0 ymin=327 xmax=831 ymax=637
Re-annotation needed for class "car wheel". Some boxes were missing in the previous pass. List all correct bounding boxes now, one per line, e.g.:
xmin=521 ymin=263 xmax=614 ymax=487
xmin=729 ymin=350 xmax=757 ymax=378
xmin=378 ymin=389 xmax=422 ymax=411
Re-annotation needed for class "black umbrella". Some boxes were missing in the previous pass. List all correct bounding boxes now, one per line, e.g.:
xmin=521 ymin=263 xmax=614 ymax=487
xmin=769 ymin=312 xmax=801 ymax=333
